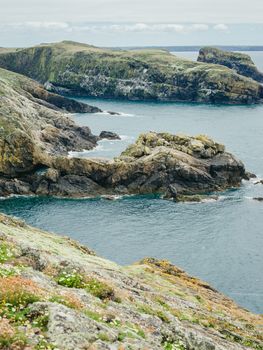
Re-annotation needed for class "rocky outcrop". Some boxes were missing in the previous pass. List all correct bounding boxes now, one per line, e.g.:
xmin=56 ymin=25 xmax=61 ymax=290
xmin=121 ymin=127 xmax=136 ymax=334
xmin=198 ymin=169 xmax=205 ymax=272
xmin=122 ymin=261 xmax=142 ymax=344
xmin=198 ymin=47 xmax=263 ymax=83
xmin=99 ymin=131 xmax=121 ymax=140
xmin=0 ymin=68 xmax=102 ymax=176
xmin=0 ymin=213 xmax=262 ymax=349
xmin=0 ymin=131 xmax=248 ymax=200
xmin=0 ymin=41 xmax=262 ymax=104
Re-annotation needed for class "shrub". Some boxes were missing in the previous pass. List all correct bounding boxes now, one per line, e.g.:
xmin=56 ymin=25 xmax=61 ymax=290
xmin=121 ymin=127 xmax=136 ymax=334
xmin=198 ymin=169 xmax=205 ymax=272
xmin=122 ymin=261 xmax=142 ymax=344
xmin=56 ymin=271 xmax=85 ymax=288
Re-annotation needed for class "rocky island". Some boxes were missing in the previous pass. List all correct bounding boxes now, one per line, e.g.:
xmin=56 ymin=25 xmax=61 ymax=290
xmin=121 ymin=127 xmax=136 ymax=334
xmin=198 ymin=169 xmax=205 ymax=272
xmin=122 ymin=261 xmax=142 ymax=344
xmin=0 ymin=213 xmax=262 ymax=350
xmin=198 ymin=47 xmax=263 ymax=83
xmin=0 ymin=67 xmax=248 ymax=199
xmin=0 ymin=41 xmax=262 ymax=104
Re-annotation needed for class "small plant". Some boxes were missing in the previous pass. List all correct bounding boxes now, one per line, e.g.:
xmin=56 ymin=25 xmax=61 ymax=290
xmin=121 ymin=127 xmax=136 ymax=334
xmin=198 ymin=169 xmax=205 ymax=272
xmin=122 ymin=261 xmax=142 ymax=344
xmin=98 ymin=332 xmax=110 ymax=342
xmin=0 ymin=243 xmax=13 ymax=263
xmin=0 ymin=265 xmax=20 ymax=278
xmin=85 ymin=279 xmax=114 ymax=300
xmin=0 ymin=319 xmax=28 ymax=350
xmin=84 ymin=309 xmax=103 ymax=322
xmin=49 ymin=293 xmax=83 ymax=310
xmin=32 ymin=313 xmax=49 ymax=332
xmin=35 ymin=338 xmax=57 ymax=350
xmin=163 ymin=339 xmax=186 ymax=350
xmin=56 ymin=271 xmax=85 ymax=288
xmin=138 ymin=304 xmax=170 ymax=323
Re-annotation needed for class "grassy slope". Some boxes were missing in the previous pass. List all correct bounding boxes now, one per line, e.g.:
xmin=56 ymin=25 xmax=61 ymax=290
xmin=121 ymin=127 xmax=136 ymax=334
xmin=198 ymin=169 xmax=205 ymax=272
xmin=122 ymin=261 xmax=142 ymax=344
xmin=0 ymin=213 xmax=262 ymax=349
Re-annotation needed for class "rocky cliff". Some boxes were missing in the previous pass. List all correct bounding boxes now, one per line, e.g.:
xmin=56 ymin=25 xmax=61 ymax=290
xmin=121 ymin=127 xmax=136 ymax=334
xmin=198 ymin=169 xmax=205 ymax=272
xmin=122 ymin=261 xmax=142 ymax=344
xmin=0 ymin=41 xmax=262 ymax=104
xmin=0 ymin=66 xmax=250 ymax=200
xmin=0 ymin=213 xmax=262 ymax=350
xmin=198 ymin=47 xmax=263 ymax=83
xmin=0 ymin=67 xmax=102 ymax=177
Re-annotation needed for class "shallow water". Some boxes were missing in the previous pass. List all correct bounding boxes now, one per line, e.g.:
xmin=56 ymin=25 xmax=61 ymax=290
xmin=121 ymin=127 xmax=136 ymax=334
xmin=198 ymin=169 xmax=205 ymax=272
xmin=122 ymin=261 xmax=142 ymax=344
xmin=1 ymin=52 xmax=263 ymax=314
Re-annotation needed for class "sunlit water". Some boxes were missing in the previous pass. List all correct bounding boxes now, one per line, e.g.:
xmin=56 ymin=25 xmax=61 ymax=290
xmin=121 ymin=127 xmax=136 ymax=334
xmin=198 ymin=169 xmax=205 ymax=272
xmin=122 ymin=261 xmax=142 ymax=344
xmin=1 ymin=52 xmax=263 ymax=313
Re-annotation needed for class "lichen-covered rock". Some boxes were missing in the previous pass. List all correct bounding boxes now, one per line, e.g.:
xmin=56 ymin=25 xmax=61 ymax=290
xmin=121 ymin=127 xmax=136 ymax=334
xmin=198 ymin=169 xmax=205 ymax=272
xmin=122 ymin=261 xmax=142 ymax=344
xmin=0 ymin=68 xmax=101 ymax=176
xmin=198 ymin=47 xmax=263 ymax=83
xmin=0 ymin=213 xmax=262 ymax=349
xmin=0 ymin=41 xmax=262 ymax=104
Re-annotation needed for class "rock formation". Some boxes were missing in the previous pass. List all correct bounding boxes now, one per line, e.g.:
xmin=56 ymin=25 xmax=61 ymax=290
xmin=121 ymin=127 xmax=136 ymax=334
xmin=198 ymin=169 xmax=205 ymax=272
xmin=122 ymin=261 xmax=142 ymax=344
xmin=198 ymin=47 xmax=263 ymax=83
xmin=0 ymin=66 xmax=250 ymax=200
xmin=0 ymin=67 xmax=102 ymax=177
xmin=0 ymin=41 xmax=262 ymax=104
xmin=0 ymin=213 xmax=262 ymax=349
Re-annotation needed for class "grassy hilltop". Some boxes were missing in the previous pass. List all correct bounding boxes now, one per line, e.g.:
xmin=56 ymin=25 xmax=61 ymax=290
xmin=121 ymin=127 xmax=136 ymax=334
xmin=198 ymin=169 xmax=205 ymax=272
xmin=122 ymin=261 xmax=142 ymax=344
xmin=0 ymin=41 xmax=262 ymax=104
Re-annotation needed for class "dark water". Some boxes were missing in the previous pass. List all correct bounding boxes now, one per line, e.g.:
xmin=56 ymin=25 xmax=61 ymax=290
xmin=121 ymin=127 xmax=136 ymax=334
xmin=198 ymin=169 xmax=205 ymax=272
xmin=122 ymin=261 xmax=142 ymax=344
xmin=1 ymin=52 xmax=263 ymax=314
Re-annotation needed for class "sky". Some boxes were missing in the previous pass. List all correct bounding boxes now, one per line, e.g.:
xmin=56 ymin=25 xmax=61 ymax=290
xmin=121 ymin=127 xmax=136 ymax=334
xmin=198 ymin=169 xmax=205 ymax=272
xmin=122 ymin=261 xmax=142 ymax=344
xmin=1 ymin=0 xmax=263 ymax=47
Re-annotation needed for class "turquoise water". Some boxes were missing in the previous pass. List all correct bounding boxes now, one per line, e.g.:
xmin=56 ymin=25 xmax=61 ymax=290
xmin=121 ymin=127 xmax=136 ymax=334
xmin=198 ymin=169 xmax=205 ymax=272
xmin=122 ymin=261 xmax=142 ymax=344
xmin=1 ymin=52 xmax=263 ymax=314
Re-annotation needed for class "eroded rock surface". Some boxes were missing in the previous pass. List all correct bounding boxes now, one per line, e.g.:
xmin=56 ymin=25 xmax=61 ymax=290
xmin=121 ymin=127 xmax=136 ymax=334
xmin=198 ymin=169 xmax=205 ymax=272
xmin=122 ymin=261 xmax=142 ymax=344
xmin=198 ymin=47 xmax=263 ymax=83
xmin=0 ymin=41 xmax=262 ymax=104
xmin=0 ymin=214 xmax=262 ymax=349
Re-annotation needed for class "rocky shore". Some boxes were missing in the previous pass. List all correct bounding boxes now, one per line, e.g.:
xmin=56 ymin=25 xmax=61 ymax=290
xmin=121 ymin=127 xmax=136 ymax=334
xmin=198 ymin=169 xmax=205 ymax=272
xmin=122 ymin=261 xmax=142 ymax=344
xmin=0 ymin=213 xmax=262 ymax=350
xmin=198 ymin=47 xmax=263 ymax=83
xmin=0 ymin=41 xmax=262 ymax=104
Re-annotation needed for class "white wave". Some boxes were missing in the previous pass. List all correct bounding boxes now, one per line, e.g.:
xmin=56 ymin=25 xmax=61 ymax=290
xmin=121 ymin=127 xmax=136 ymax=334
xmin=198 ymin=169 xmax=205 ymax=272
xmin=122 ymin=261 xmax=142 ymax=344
xmin=94 ymin=111 xmax=136 ymax=117
xmin=120 ymin=135 xmax=135 ymax=141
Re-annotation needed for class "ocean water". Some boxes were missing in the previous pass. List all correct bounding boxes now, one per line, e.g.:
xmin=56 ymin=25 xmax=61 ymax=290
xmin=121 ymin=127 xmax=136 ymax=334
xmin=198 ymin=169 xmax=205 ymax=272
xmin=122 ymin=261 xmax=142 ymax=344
xmin=1 ymin=52 xmax=263 ymax=314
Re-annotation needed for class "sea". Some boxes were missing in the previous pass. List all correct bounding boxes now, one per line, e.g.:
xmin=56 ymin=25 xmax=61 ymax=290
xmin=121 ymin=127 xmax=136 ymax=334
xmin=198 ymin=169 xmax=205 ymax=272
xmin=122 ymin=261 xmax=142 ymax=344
xmin=1 ymin=51 xmax=263 ymax=314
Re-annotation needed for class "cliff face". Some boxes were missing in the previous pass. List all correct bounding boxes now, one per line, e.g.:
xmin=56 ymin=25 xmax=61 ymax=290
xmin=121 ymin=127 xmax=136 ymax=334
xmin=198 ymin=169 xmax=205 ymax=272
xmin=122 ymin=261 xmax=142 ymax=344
xmin=0 ymin=41 xmax=262 ymax=104
xmin=0 ymin=68 xmax=101 ymax=177
xmin=0 ymin=213 xmax=262 ymax=350
xmin=198 ymin=47 xmax=263 ymax=83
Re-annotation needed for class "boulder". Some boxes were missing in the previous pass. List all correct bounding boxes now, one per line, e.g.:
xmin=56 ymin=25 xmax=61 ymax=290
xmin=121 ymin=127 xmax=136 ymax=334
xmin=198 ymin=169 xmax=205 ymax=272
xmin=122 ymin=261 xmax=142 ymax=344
xmin=99 ymin=131 xmax=121 ymax=140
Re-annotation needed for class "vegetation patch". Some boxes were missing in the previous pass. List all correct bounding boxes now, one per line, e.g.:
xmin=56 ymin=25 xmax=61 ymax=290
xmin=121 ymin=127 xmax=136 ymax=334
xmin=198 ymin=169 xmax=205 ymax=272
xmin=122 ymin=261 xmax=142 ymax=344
xmin=49 ymin=293 xmax=83 ymax=310
xmin=0 ymin=265 xmax=21 ymax=278
xmin=56 ymin=270 xmax=85 ymax=288
xmin=0 ymin=276 xmax=42 ymax=325
xmin=138 ymin=303 xmax=170 ymax=323
xmin=0 ymin=243 xmax=14 ymax=263
xmin=55 ymin=270 xmax=117 ymax=301
xmin=85 ymin=278 xmax=115 ymax=301
xmin=0 ymin=319 xmax=28 ymax=350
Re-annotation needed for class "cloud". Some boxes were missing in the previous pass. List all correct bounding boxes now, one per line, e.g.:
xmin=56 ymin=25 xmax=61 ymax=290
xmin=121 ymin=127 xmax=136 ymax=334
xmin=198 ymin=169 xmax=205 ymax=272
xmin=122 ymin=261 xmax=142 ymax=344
xmin=2 ymin=22 xmax=212 ymax=34
xmin=214 ymin=24 xmax=229 ymax=31
xmin=60 ymin=23 xmax=210 ymax=34
xmin=8 ymin=21 xmax=70 ymax=30
xmin=25 ymin=22 xmax=70 ymax=30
